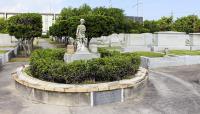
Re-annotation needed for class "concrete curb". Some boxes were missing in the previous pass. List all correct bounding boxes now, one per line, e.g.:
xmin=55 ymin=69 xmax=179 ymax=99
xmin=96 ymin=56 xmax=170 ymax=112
xmin=13 ymin=66 xmax=148 ymax=106
xmin=141 ymin=55 xmax=200 ymax=69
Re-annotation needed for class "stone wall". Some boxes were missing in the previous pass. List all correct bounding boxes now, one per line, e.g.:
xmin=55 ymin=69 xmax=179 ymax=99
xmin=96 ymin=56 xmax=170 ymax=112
xmin=0 ymin=46 xmax=19 ymax=65
xmin=13 ymin=66 xmax=148 ymax=107
xmin=141 ymin=55 xmax=200 ymax=69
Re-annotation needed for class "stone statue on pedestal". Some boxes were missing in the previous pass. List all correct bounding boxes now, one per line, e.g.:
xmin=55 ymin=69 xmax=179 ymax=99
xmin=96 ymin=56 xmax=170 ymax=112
xmin=75 ymin=19 xmax=89 ymax=53
xmin=64 ymin=18 xmax=100 ymax=63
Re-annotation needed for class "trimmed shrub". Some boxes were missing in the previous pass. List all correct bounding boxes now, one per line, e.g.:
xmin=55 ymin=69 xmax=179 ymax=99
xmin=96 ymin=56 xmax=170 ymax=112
xmin=98 ymin=47 xmax=121 ymax=58
xmin=98 ymin=48 xmax=164 ymax=58
xmin=29 ymin=49 xmax=140 ymax=84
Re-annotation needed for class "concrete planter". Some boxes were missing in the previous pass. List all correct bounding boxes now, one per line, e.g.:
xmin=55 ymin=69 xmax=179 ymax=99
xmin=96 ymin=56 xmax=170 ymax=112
xmin=141 ymin=55 xmax=200 ymax=69
xmin=12 ymin=66 xmax=148 ymax=107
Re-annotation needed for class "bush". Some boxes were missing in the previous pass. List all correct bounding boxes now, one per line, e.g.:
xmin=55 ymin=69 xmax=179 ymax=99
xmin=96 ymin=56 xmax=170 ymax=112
xmin=98 ymin=47 xmax=121 ymax=58
xmin=29 ymin=49 xmax=140 ymax=84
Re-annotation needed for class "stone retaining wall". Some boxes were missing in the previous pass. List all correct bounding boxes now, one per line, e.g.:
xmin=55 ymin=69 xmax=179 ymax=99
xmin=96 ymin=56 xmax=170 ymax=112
xmin=13 ymin=66 xmax=148 ymax=107
xmin=0 ymin=46 xmax=19 ymax=65
xmin=141 ymin=55 xmax=200 ymax=69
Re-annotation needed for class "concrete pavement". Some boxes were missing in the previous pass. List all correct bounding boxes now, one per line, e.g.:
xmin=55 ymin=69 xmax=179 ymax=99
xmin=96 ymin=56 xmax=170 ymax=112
xmin=1 ymin=63 xmax=200 ymax=114
xmin=37 ymin=39 xmax=55 ymax=49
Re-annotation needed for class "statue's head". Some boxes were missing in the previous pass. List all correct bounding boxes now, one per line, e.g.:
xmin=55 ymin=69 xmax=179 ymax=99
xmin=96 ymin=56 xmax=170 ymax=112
xmin=80 ymin=19 xmax=85 ymax=24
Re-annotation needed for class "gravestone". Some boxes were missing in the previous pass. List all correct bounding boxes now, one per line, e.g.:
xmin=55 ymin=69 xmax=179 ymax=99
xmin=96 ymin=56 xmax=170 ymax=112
xmin=123 ymin=33 xmax=153 ymax=52
xmin=108 ymin=34 xmax=123 ymax=47
xmin=153 ymin=31 xmax=190 ymax=51
xmin=190 ymin=33 xmax=200 ymax=50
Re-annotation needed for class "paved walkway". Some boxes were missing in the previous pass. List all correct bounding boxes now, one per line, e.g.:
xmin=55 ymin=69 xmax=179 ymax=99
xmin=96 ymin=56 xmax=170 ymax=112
xmin=37 ymin=39 xmax=55 ymax=49
xmin=1 ymin=63 xmax=200 ymax=114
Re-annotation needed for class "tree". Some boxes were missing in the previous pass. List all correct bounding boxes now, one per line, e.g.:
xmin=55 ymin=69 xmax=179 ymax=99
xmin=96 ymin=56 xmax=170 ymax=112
xmin=58 ymin=4 xmax=92 ymax=21
xmin=93 ymin=7 xmax=126 ymax=33
xmin=78 ymin=4 xmax=92 ymax=16
xmin=157 ymin=16 xmax=173 ymax=31
xmin=66 ymin=15 xmax=115 ymax=48
xmin=49 ymin=20 xmax=69 ymax=46
xmin=0 ymin=18 xmax=7 ymax=33
xmin=7 ymin=13 xmax=42 ymax=56
xmin=144 ymin=20 xmax=159 ymax=33
xmin=173 ymin=15 xmax=200 ymax=33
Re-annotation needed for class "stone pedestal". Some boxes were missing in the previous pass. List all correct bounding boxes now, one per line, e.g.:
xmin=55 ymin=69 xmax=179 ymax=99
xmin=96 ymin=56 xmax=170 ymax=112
xmin=64 ymin=52 xmax=100 ymax=63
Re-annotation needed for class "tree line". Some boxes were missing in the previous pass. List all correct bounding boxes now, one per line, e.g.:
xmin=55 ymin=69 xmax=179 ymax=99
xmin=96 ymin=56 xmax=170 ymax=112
xmin=144 ymin=15 xmax=200 ymax=33
xmin=49 ymin=4 xmax=136 ymax=48
xmin=49 ymin=4 xmax=200 ymax=48
xmin=0 ymin=4 xmax=200 ymax=56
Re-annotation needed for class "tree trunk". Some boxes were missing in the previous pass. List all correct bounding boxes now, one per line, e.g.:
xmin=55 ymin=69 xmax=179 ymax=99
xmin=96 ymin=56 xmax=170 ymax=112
xmin=21 ymin=40 xmax=28 ymax=57
xmin=27 ymin=39 xmax=32 ymax=55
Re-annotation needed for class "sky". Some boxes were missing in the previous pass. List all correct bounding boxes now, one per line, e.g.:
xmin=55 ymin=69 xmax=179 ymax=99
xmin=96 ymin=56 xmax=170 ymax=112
xmin=0 ymin=0 xmax=200 ymax=20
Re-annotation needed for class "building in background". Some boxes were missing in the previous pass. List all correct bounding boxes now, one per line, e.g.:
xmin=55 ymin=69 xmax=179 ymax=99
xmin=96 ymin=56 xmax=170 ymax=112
xmin=127 ymin=16 xmax=143 ymax=23
xmin=0 ymin=12 xmax=59 ymax=34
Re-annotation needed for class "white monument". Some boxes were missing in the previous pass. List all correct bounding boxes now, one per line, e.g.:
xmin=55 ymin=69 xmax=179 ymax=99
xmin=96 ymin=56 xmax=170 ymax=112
xmin=153 ymin=31 xmax=190 ymax=51
xmin=122 ymin=33 xmax=153 ymax=52
xmin=189 ymin=33 xmax=200 ymax=50
xmin=64 ymin=19 xmax=100 ymax=63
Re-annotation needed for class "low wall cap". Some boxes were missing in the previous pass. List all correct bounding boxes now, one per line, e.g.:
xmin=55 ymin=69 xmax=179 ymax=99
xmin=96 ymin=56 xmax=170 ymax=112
xmin=155 ymin=31 xmax=186 ymax=34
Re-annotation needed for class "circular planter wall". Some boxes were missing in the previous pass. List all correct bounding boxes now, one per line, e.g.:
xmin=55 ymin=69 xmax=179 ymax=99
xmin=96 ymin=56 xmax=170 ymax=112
xmin=12 ymin=66 xmax=148 ymax=107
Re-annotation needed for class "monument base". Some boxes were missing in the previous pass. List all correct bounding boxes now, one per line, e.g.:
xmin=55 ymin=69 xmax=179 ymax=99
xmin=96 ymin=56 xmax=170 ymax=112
xmin=64 ymin=52 xmax=100 ymax=63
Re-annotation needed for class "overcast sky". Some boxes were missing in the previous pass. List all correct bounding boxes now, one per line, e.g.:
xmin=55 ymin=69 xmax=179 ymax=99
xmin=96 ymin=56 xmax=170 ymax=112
xmin=0 ymin=0 xmax=200 ymax=20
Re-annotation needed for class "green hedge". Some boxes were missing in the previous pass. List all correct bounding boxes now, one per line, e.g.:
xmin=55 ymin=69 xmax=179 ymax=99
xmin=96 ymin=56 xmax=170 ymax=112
xmin=97 ymin=48 xmax=121 ymax=58
xmin=98 ymin=47 xmax=164 ymax=58
xmin=30 ymin=49 xmax=140 ymax=84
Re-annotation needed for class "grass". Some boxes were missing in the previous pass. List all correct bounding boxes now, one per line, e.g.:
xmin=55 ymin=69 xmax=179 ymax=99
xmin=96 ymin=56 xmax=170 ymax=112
xmin=104 ymin=46 xmax=122 ymax=51
xmin=134 ymin=51 xmax=165 ymax=58
xmin=45 ymin=38 xmax=66 ymax=48
xmin=169 ymin=50 xmax=200 ymax=56
xmin=0 ymin=50 xmax=8 ymax=54
xmin=9 ymin=57 xmax=30 ymax=62
xmin=98 ymin=46 xmax=122 ymax=52
xmin=0 ymin=46 xmax=15 ymax=48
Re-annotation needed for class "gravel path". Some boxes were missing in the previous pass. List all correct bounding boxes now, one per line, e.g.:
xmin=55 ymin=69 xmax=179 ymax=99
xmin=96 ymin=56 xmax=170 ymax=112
xmin=1 ymin=63 xmax=200 ymax=114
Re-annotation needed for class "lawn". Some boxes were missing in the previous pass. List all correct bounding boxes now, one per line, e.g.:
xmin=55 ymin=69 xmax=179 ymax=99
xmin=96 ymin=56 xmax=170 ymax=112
xmin=45 ymin=38 xmax=66 ymax=48
xmin=0 ymin=50 xmax=8 ymax=54
xmin=169 ymin=50 xmax=200 ymax=56
xmin=103 ymin=46 xmax=122 ymax=51
xmin=134 ymin=51 xmax=165 ymax=58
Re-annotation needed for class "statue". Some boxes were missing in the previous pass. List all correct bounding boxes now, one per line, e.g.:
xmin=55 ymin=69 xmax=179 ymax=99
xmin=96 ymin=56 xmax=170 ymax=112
xmin=75 ymin=19 xmax=88 ymax=53
xmin=64 ymin=19 xmax=100 ymax=63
